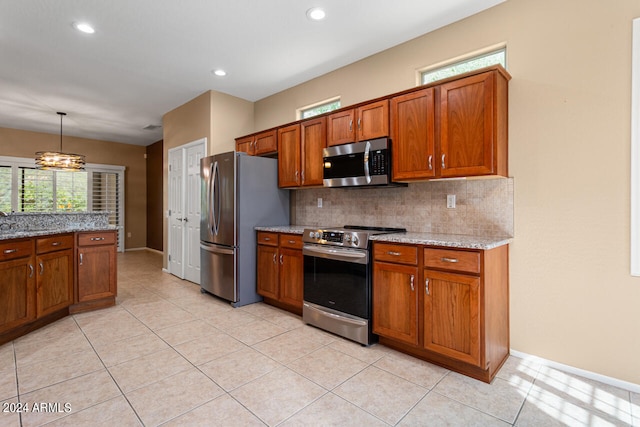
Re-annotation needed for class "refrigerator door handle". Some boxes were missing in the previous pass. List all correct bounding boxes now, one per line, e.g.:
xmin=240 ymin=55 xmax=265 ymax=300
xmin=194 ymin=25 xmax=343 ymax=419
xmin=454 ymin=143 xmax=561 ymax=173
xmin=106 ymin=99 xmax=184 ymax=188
xmin=212 ymin=161 xmax=221 ymax=236
xmin=200 ymin=242 xmax=235 ymax=255
xmin=207 ymin=162 xmax=215 ymax=235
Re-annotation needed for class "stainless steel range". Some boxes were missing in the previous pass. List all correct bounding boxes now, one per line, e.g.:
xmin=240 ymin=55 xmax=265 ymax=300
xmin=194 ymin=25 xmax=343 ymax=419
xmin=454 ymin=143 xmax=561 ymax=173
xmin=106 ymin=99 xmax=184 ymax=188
xmin=302 ymin=225 xmax=406 ymax=345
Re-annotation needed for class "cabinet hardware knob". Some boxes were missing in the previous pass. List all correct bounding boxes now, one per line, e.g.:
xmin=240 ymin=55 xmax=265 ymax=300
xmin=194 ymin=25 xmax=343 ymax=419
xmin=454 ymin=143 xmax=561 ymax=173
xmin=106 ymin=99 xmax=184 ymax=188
xmin=288 ymin=240 xmax=296 ymax=244
xmin=3 ymin=248 xmax=17 ymax=254
xmin=441 ymin=257 xmax=458 ymax=263
xmin=428 ymin=155 xmax=433 ymax=171
xmin=441 ymin=154 xmax=446 ymax=169
xmin=387 ymin=251 xmax=401 ymax=256
xmin=357 ymin=118 xmax=361 ymax=130
xmin=279 ymin=254 xmax=283 ymax=265
xmin=272 ymin=253 xmax=276 ymax=264
xmin=90 ymin=237 xmax=105 ymax=241
xmin=29 ymin=264 xmax=34 ymax=278
xmin=425 ymin=278 xmax=430 ymax=295
xmin=51 ymin=242 xmax=61 ymax=246
xmin=264 ymin=237 xmax=271 ymax=241
xmin=410 ymin=275 xmax=415 ymax=291
xmin=349 ymin=120 xmax=353 ymax=132
xmin=80 ymin=253 xmax=83 ymax=265
xmin=39 ymin=262 xmax=44 ymax=275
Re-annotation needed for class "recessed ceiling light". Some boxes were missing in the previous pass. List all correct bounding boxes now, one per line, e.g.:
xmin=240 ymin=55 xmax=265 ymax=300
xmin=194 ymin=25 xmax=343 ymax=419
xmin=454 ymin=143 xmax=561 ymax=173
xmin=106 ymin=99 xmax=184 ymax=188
xmin=306 ymin=7 xmax=326 ymax=21
xmin=212 ymin=69 xmax=227 ymax=77
xmin=73 ymin=22 xmax=95 ymax=34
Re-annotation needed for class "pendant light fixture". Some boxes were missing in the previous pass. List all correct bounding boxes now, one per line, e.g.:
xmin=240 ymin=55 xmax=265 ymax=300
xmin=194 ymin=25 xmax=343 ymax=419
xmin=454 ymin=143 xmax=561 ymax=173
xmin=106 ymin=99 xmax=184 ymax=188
xmin=35 ymin=112 xmax=86 ymax=171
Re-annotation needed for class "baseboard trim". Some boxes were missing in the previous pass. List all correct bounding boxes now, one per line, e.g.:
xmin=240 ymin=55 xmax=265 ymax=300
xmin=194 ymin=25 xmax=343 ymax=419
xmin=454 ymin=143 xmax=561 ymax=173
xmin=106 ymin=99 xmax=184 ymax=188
xmin=510 ymin=349 xmax=640 ymax=393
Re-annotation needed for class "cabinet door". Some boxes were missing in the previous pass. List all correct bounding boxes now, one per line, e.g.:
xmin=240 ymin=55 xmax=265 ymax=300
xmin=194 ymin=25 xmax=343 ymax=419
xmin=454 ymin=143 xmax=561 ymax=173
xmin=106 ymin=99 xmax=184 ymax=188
xmin=0 ymin=256 xmax=36 ymax=334
xmin=279 ymin=247 xmax=303 ymax=309
xmin=277 ymin=124 xmax=301 ymax=187
xmin=372 ymin=262 xmax=419 ymax=346
xmin=77 ymin=245 xmax=117 ymax=302
xmin=257 ymin=245 xmax=279 ymax=299
xmin=36 ymin=249 xmax=73 ymax=318
xmin=439 ymin=72 xmax=494 ymax=177
xmin=357 ymin=100 xmax=389 ymax=141
xmin=255 ymin=130 xmax=277 ymax=155
xmin=423 ymin=269 xmax=482 ymax=367
xmin=327 ymin=109 xmax=355 ymax=146
xmin=391 ymin=89 xmax=436 ymax=180
xmin=301 ymin=117 xmax=326 ymax=186
xmin=236 ymin=136 xmax=255 ymax=155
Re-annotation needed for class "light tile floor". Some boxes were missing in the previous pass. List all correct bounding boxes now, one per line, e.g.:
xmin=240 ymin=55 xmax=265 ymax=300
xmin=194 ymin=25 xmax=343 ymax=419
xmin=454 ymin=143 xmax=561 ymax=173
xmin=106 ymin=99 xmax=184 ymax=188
xmin=1 ymin=250 xmax=637 ymax=426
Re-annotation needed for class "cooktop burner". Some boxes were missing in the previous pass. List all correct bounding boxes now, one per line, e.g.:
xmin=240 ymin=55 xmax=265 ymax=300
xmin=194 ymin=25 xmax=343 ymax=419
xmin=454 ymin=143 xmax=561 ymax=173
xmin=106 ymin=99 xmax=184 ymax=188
xmin=302 ymin=225 xmax=406 ymax=249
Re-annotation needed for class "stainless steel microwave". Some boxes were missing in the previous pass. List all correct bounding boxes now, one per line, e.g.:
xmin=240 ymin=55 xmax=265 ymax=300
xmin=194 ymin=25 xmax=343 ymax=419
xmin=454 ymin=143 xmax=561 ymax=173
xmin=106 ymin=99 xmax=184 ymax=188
xmin=323 ymin=138 xmax=397 ymax=188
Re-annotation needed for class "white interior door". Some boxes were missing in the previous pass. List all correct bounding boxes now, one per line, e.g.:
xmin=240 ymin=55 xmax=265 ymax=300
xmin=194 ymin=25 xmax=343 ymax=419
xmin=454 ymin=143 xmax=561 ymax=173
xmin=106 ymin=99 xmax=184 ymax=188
xmin=168 ymin=138 xmax=207 ymax=282
xmin=184 ymin=143 xmax=205 ymax=283
xmin=168 ymin=147 xmax=184 ymax=278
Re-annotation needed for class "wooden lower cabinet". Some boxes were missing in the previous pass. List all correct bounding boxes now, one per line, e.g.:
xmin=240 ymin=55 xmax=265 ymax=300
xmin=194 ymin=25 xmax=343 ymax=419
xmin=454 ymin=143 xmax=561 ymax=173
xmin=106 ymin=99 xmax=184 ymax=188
xmin=372 ymin=261 xmax=418 ymax=346
xmin=72 ymin=231 xmax=117 ymax=313
xmin=0 ymin=240 xmax=36 ymax=334
xmin=36 ymin=248 xmax=74 ymax=318
xmin=256 ymin=232 xmax=303 ymax=314
xmin=373 ymin=242 xmax=509 ymax=383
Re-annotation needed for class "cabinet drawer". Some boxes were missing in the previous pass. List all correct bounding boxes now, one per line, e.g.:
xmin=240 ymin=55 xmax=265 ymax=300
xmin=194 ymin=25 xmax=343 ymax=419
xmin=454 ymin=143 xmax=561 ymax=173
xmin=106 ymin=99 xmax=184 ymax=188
xmin=78 ymin=231 xmax=116 ymax=247
xmin=257 ymin=231 xmax=278 ymax=246
xmin=424 ymin=248 xmax=480 ymax=274
xmin=36 ymin=234 xmax=74 ymax=254
xmin=279 ymin=234 xmax=302 ymax=250
xmin=0 ymin=239 xmax=33 ymax=261
xmin=374 ymin=243 xmax=418 ymax=265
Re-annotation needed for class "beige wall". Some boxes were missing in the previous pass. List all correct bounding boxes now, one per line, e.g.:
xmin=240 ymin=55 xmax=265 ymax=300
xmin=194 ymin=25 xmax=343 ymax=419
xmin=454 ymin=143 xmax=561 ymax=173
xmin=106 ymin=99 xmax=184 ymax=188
xmin=0 ymin=127 xmax=147 ymax=249
xmin=162 ymin=90 xmax=254 ymax=267
xmin=252 ymin=0 xmax=640 ymax=384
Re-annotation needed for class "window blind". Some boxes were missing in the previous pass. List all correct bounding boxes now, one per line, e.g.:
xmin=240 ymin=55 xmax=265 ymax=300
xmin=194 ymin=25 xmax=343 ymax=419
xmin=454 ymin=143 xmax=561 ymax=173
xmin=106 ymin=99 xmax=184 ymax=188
xmin=0 ymin=166 xmax=11 ymax=212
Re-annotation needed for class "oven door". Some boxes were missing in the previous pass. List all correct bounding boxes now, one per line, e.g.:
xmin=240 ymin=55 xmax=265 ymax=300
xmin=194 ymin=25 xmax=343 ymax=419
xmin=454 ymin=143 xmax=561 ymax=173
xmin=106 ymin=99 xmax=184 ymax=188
xmin=302 ymin=244 xmax=369 ymax=319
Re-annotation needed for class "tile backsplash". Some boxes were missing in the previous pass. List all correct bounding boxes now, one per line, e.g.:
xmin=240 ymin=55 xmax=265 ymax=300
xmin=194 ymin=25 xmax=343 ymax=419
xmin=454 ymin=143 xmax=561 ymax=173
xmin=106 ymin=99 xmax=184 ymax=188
xmin=293 ymin=177 xmax=513 ymax=237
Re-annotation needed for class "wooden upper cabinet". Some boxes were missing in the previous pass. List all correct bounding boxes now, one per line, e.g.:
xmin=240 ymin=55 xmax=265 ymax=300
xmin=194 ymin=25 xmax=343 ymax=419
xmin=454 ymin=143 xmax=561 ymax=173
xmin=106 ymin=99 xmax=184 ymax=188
xmin=357 ymin=100 xmax=389 ymax=141
xmin=327 ymin=109 xmax=355 ymax=146
xmin=278 ymin=124 xmax=301 ymax=187
xmin=327 ymin=100 xmax=389 ymax=147
xmin=301 ymin=117 xmax=326 ymax=186
xmin=235 ymin=135 xmax=254 ymax=155
xmin=235 ymin=130 xmax=277 ymax=156
xmin=391 ymin=88 xmax=436 ymax=180
xmin=254 ymin=130 xmax=277 ymax=155
xmin=439 ymin=71 xmax=504 ymax=178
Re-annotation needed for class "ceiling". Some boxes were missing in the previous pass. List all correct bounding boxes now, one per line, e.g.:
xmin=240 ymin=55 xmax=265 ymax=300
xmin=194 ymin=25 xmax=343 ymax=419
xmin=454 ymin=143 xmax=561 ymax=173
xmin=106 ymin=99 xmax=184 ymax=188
xmin=0 ymin=0 xmax=504 ymax=147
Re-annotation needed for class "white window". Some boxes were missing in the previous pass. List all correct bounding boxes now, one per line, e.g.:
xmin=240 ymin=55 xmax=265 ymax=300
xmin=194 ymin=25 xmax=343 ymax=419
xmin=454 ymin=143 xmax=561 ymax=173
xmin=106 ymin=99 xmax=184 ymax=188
xmin=299 ymin=97 xmax=341 ymax=119
xmin=0 ymin=156 xmax=125 ymax=252
xmin=420 ymin=47 xmax=506 ymax=85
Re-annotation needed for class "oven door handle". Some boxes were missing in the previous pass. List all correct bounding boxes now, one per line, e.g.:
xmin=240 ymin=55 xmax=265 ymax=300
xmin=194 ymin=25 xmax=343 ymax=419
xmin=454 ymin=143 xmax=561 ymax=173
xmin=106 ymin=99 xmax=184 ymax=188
xmin=303 ymin=245 xmax=368 ymax=264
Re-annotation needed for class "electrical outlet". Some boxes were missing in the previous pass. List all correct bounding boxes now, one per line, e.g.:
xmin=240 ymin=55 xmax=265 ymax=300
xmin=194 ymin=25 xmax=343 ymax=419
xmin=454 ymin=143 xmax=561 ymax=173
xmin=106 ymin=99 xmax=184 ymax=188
xmin=447 ymin=194 xmax=456 ymax=209
xmin=127 ymin=232 xmax=132 ymax=238
xmin=317 ymin=197 xmax=323 ymax=208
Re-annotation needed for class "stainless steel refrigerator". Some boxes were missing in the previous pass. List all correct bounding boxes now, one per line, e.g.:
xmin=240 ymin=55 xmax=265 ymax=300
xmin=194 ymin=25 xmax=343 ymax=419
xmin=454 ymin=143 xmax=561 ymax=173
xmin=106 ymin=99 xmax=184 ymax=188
xmin=200 ymin=151 xmax=289 ymax=307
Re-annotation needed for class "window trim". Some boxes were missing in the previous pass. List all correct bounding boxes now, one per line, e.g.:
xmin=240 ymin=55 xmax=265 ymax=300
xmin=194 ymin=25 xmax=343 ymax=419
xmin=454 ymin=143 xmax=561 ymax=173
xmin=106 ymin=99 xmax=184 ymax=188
xmin=0 ymin=156 xmax=125 ymax=252
xmin=297 ymin=96 xmax=341 ymax=120
xmin=417 ymin=44 xmax=507 ymax=86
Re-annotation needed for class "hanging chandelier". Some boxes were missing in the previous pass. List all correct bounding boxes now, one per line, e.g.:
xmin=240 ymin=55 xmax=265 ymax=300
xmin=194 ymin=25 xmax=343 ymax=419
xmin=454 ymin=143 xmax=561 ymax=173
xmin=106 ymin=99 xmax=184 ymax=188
xmin=35 ymin=112 xmax=86 ymax=171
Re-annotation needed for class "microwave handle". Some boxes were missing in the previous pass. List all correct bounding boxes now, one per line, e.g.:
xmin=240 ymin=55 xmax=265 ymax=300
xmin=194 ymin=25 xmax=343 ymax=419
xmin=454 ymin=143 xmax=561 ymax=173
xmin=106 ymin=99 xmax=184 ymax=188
xmin=363 ymin=140 xmax=371 ymax=184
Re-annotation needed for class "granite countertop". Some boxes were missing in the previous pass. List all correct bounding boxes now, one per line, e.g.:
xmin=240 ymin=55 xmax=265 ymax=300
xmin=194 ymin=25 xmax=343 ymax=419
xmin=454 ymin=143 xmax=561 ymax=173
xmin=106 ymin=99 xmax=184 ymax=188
xmin=370 ymin=232 xmax=512 ymax=250
xmin=255 ymin=225 xmax=512 ymax=250
xmin=0 ymin=225 xmax=117 ymax=241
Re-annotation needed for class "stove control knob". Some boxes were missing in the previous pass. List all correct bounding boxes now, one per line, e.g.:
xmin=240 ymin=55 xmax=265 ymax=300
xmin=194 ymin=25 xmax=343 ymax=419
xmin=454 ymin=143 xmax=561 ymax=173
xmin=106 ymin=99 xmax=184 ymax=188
xmin=308 ymin=231 xmax=315 ymax=239
xmin=314 ymin=232 xmax=321 ymax=239
xmin=352 ymin=235 xmax=359 ymax=246
xmin=344 ymin=234 xmax=352 ymax=243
